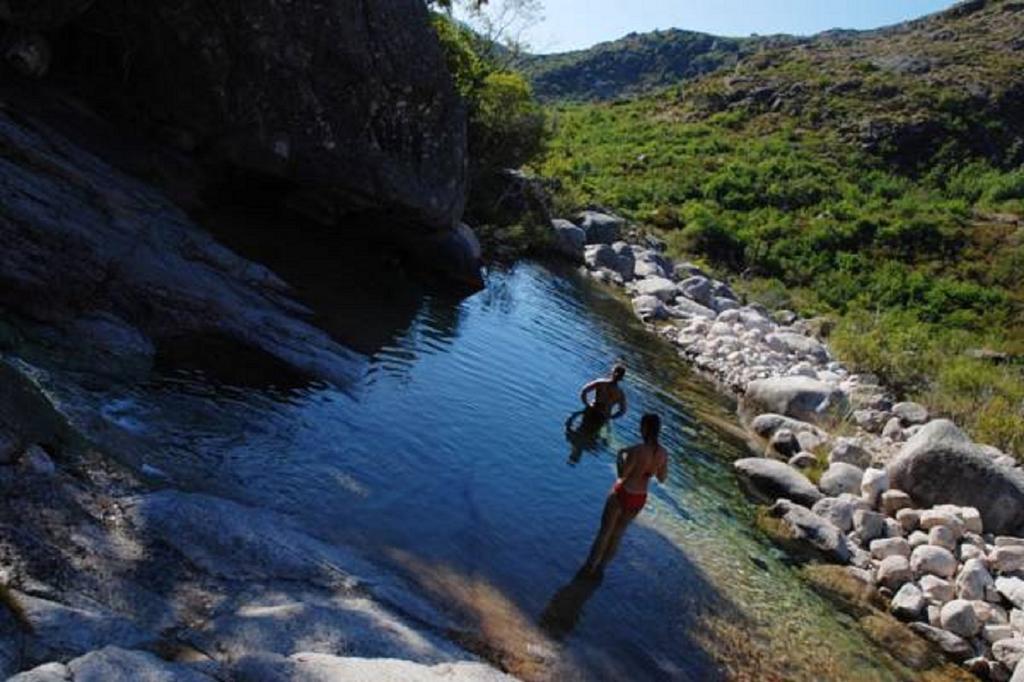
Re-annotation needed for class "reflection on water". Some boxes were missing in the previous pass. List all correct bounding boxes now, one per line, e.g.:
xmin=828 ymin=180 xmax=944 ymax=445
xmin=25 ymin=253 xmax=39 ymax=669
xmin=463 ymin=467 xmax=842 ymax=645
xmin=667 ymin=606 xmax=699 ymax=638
xmin=37 ymin=261 xmax=953 ymax=680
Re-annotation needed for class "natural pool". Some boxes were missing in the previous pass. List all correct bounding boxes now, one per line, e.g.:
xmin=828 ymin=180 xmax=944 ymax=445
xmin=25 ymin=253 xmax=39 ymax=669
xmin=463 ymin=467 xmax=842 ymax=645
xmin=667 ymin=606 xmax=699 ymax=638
xmin=71 ymin=259 xmax=959 ymax=681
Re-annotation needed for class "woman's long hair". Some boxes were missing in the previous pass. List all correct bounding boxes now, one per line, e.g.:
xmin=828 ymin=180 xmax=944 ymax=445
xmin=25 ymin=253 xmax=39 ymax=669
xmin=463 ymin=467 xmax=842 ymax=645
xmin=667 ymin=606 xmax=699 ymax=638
xmin=640 ymin=413 xmax=661 ymax=445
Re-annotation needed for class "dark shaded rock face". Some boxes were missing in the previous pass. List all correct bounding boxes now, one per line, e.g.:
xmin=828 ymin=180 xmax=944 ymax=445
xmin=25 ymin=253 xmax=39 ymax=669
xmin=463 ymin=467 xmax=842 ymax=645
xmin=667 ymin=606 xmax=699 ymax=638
xmin=57 ymin=0 xmax=467 ymax=232
xmin=0 ymin=0 xmax=95 ymax=29
xmin=0 ymin=99 xmax=362 ymax=387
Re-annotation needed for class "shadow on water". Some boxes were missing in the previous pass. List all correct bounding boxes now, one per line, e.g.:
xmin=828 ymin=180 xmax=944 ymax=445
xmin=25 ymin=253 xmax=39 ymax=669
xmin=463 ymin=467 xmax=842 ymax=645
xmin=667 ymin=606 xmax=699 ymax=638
xmin=388 ymin=517 xmax=744 ymax=681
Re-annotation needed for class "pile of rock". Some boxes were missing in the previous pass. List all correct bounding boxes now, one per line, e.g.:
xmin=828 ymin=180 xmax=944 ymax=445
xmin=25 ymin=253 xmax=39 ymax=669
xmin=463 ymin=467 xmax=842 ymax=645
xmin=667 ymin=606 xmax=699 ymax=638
xmin=735 ymin=415 xmax=1024 ymax=679
xmin=554 ymin=211 xmax=1024 ymax=677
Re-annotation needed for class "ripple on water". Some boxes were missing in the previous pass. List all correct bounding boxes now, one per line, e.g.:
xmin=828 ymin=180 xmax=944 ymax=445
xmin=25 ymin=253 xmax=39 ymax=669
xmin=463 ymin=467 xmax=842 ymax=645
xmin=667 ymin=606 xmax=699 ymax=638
xmin=41 ymin=262 xmax=954 ymax=681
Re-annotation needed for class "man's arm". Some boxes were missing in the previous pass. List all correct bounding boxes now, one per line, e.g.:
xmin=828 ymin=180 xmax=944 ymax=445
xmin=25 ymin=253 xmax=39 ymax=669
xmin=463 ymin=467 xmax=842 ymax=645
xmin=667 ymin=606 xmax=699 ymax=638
xmin=610 ymin=391 xmax=628 ymax=419
xmin=579 ymin=380 xmax=600 ymax=408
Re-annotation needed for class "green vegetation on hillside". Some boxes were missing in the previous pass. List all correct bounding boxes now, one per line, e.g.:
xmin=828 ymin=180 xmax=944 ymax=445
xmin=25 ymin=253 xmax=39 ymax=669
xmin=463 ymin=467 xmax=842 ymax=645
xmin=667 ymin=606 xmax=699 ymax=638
xmin=539 ymin=0 xmax=1024 ymax=453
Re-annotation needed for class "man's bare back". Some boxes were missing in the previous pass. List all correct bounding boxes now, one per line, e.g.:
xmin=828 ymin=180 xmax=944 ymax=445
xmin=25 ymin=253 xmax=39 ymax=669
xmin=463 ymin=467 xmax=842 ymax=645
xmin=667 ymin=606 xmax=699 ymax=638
xmin=580 ymin=364 xmax=627 ymax=419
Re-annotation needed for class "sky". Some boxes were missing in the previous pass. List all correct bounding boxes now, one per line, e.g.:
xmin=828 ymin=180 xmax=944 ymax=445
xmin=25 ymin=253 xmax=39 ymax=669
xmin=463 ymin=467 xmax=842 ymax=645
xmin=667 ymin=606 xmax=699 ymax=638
xmin=458 ymin=0 xmax=956 ymax=54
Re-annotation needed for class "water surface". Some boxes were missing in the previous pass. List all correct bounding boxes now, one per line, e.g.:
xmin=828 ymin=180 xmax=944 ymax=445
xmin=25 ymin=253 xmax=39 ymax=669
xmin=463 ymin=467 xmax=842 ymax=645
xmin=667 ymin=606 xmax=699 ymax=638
xmin=67 ymin=260 xmax=934 ymax=680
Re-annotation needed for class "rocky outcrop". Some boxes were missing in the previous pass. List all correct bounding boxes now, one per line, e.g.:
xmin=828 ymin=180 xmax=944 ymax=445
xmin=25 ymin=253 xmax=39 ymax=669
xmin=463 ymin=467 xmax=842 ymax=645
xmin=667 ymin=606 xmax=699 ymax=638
xmin=888 ymin=420 xmax=1024 ymax=535
xmin=0 ymin=98 xmax=362 ymax=386
xmin=56 ymin=0 xmax=467 ymax=233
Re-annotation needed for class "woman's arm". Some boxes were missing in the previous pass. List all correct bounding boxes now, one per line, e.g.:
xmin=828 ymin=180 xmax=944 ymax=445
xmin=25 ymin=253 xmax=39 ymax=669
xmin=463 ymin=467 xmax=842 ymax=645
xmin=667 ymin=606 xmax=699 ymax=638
xmin=656 ymin=449 xmax=669 ymax=483
xmin=617 ymin=446 xmax=637 ymax=479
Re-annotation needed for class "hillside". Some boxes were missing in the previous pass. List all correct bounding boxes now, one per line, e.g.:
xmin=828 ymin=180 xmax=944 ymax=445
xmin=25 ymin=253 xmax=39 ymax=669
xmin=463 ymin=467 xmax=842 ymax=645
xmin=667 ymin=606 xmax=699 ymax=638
xmin=539 ymin=0 xmax=1024 ymax=453
xmin=519 ymin=30 xmax=804 ymax=102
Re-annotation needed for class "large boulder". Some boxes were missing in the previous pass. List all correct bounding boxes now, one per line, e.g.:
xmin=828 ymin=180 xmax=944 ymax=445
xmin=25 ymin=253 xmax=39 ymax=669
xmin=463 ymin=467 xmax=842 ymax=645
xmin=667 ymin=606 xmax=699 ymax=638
xmin=577 ymin=211 xmax=625 ymax=244
xmin=733 ymin=458 xmax=823 ymax=507
xmin=742 ymin=377 xmax=848 ymax=425
xmin=61 ymin=0 xmax=468 ymax=233
xmin=887 ymin=420 xmax=1024 ymax=535
xmin=633 ymin=277 xmax=679 ymax=302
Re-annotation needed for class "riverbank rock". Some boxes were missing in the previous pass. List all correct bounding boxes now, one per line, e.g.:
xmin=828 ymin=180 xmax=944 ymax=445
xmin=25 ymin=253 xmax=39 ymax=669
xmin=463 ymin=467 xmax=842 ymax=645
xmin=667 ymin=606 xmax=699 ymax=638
xmin=10 ymin=646 xmax=217 ymax=682
xmin=550 ymin=220 xmax=586 ymax=261
xmin=829 ymin=438 xmax=872 ymax=468
xmin=768 ymin=500 xmax=852 ymax=564
xmin=229 ymin=651 xmax=519 ymax=682
xmin=632 ymin=295 xmax=668 ymax=322
xmin=888 ymin=420 xmax=1024 ymax=535
xmin=820 ymin=462 xmax=864 ymax=497
xmin=891 ymin=583 xmax=926 ymax=620
xmin=893 ymin=402 xmax=930 ymax=426
xmin=910 ymin=623 xmax=974 ymax=662
xmin=743 ymin=377 xmax=848 ymax=425
xmin=813 ymin=497 xmax=857 ymax=533
xmin=764 ymin=332 xmax=829 ymax=363
xmin=911 ymin=545 xmax=958 ymax=579
xmin=633 ymin=277 xmax=678 ymax=302
xmin=733 ymin=458 xmax=823 ymax=506
xmin=577 ymin=211 xmax=625 ymax=244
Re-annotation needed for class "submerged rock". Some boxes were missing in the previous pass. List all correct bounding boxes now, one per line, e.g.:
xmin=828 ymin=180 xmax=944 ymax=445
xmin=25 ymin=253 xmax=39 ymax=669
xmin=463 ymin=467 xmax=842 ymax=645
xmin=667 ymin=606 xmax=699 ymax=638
xmin=734 ymin=458 xmax=823 ymax=506
xmin=768 ymin=499 xmax=852 ymax=564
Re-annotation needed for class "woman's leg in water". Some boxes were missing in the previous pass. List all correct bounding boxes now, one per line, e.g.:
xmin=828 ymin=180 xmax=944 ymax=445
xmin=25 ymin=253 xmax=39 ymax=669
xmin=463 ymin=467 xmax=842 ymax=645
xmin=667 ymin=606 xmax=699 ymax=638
xmin=598 ymin=510 xmax=639 ymax=571
xmin=582 ymin=494 xmax=621 ymax=577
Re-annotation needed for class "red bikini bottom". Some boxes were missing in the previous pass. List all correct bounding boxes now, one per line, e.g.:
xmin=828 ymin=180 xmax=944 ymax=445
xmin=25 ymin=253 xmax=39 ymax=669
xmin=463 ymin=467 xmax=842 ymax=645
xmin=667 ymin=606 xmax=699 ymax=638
xmin=613 ymin=480 xmax=647 ymax=514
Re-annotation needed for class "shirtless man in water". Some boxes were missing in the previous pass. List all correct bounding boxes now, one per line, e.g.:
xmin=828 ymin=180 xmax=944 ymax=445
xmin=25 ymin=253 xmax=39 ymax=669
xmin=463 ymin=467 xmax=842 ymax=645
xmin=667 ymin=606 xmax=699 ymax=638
xmin=579 ymin=364 xmax=628 ymax=421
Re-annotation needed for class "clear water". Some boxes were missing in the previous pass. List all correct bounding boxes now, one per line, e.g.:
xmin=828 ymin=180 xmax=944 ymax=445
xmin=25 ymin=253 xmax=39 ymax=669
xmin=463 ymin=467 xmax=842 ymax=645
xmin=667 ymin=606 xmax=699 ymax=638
xmin=52 ymin=260 xmax=937 ymax=681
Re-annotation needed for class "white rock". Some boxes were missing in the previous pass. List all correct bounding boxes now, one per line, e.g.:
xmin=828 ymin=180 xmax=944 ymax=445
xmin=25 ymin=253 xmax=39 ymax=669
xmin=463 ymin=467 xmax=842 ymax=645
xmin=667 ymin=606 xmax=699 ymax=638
xmin=876 ymin=555 xmax=913 ymax=590
xmin=820 ymin=462 xmax=864 ymax=497
xmin=992 ymin=546 xmax=1024 ymax=574
xmin=911 ymin=545 xmax=958 ymax=579
xmin=811 ymin=497 xmax=855 ymax=533
xmin=961 ymin=544 xmax=986 ymax=563
xmin=880 ymin=490 xmax=912 ymax=517
xmin=891 ymin=582 xmax=926 ymax=620
xmin=941 ymin=599 xmax=981 ymax=638
xmin=962 ymin=507 xmax=984 ymax=534
xmin=882 ymin=417 xmax=903 ymax=441
xmin=1011 ymin=609 xmax=1024 ymax=634
xmin=976 ymin=601 xmax=1010 ymax=624
xmin=908 ymin=530 xmax=930 ymax=549
xmin=860 ymin=468 xmax=889 ymax=508
xmin=829 ymin=438 xmax=871 ymax=468
xmin=996 ymin=537 xmax=1024 ymax=548
xmin=920 ymin=575 xmax=955 ymax=605
xmin=870 ymin=537 xmax=912 ymax=560
xmin=893 ymin=401 xmax=930 ymax=425
xmin=997 ymin=577 xmax=1024 ymax=609
xmin=987 ymin=625 xmax=1017 ymax=644
xmin=896 ymin=508 xmax=921 ymax=533
xmin=633 ymin=277 xmax=678 ymax=302
xmin=929 ymin=525 xmax=957 ymax=552
xmin=920 ymin=510 xmax=965 ymax=538
xmin=993 ymin=638 xmax=1024 ymax=670
xmin=959 ymin=559 xmax=996 ymax=601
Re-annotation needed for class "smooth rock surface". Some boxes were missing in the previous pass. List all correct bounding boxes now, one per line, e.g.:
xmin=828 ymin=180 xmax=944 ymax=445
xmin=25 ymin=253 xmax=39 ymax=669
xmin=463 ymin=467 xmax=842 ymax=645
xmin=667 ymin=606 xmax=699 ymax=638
xmin=888 ymin=420 xmax=1024 ymax=535
xmin=733 ymin=458 xmax=823 ymax=507
xmin=743 ymin=377 xmax=848 ymax=424
xmin=820 ymin=462 xmax=864 ymax=497
xmin=911 ymin=545 xmax=958 ymax=579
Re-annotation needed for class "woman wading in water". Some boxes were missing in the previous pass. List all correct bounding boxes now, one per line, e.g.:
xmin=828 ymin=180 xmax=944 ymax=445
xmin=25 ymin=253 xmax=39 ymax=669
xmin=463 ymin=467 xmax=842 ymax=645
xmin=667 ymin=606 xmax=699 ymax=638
xmin=580 ymin=413 xmax=668 ymax=579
